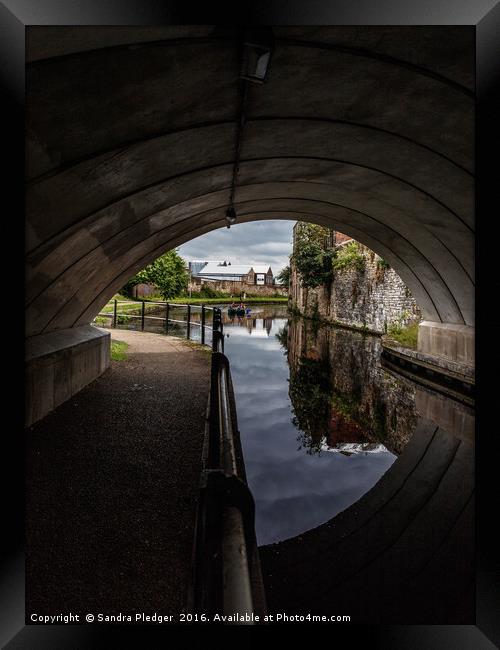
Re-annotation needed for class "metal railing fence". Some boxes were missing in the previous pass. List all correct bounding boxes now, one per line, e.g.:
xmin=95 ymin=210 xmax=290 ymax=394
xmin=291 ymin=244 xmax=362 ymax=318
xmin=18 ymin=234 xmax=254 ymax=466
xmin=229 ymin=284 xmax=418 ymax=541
xmin=94 ymin=299 xmax=216 ymax=345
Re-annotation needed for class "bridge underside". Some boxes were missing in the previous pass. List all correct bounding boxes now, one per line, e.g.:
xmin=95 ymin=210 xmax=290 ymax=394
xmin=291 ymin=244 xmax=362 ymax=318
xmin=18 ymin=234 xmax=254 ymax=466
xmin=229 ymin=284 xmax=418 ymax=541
xmin=25 ymin=26 xmax=474 ymax=424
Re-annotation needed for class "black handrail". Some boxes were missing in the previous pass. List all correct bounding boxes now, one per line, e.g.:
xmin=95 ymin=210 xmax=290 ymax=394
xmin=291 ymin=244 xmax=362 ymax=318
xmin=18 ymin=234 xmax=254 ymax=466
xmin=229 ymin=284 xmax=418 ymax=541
xmin=94 ymin=300 xmax=218 ymax=344
xmin=189 ymin=308 xmax=266 ymax=622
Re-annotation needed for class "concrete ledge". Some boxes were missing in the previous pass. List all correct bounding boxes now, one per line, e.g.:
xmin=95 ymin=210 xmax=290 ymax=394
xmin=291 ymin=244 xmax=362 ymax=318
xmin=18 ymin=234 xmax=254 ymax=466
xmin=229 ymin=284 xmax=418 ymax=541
xmin=380 ymin=340 xmax=474 ymax=406
xmin=418 ymin=321 xmax=474 ymax=367
xmin=415 ymin=386 xmax=474 ymax=442
xmin=382 ymin=339 xmax=475 ymax=382
xmin=25 ymin=325 xmax=110 ymax=427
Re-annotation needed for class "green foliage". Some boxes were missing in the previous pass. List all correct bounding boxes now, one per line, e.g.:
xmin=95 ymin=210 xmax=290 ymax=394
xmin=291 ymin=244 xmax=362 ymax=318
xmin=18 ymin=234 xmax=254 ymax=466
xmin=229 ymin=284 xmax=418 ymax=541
xmin=185 ymin=285 xmax=229 ymax=298
xmin=275 ymin=323 xmax=289 ymax=350
xmin=386 ymin=321 xmax=419 ymax=349
xmin=289 ymin=355 xmax=332 ymax=452
xmin=111 ymin=340 xmax=128 ymax=361
xmin=376 ymin=257 xmax=390 ymax=269
xmin=276 ymin=265 xmax=291 ymax=287
xmin=171 ymin=296 xmax=288 ymax=305
xmin=124 ymin=249 xmax=189 ymax=301
xmin=293 ymin=241 xmax=335 ymax=288
xmin=332 ymin=242 xmax=365 ymax=272
xmin=331 ymin=390 xmax=361 ymax=421
xmin=294 ymin=222 xmax=332 ymax=248
xmin=291 ymin=222 xmax=336 ymax=288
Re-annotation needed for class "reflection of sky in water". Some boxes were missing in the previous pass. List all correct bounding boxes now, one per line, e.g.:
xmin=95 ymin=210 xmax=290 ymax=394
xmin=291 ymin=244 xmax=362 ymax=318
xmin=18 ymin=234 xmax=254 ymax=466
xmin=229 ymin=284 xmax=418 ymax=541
xmin=224 ymin=314 xmax=396 ymax=546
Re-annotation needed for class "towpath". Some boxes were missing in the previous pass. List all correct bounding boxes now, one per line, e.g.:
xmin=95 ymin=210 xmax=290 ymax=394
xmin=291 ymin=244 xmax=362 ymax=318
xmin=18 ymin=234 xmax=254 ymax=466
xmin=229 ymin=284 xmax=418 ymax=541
xmin=26 ymin=329 xmax=211 ymax=618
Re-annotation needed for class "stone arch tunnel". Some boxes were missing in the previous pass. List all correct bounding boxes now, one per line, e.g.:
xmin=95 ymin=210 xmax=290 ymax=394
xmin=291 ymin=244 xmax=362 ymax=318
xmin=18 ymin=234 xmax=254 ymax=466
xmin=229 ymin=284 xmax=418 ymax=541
xmin=25 ymin=26 xmax=475 ymax=425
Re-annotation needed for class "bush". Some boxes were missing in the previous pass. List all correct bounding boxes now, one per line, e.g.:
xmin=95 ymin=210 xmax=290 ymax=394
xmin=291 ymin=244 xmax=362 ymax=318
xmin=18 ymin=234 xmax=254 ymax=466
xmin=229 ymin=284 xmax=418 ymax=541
xmin=293 ymin=242 xmax=335 ymax=288
xmin=123 ymin=249 xmax=189 ymax=301
xmin=376 ymin=257 xmax=390 ymax=269
xmin=199 ymin=285 xmax=226 ymax=298
xmin=387 ymin=322 xmax=419 ymax=349
xmin=332 ymin=242 xmax=365 ymax=272
xmin=276 ymin=265 xmax=291 ymax=287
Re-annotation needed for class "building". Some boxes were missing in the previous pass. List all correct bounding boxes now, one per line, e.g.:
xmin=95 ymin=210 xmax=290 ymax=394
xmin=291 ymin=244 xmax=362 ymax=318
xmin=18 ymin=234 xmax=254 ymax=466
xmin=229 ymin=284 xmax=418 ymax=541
xmin=191 ymin=261 xmax=275 ymax=285
xmin=188 ymin=260 xmax=284 ymax=296
xmin=188 ymin=260 xmax=228 ymax=276
xmin=245 ymin=266 xmax=274 ymax=286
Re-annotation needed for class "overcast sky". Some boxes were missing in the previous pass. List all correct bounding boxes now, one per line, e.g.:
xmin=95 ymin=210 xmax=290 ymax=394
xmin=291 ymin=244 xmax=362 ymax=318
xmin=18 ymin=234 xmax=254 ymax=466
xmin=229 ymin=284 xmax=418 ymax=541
xmin=177 ymin=220 xmax=296 ymax=274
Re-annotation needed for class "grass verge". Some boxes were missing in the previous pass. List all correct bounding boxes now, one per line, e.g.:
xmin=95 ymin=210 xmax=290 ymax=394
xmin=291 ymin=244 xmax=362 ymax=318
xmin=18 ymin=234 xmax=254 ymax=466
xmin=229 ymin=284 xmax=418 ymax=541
xmin=386 ymin=322 xmax=419 ymax=349
xmin=103 ymin=294 xmax=289 ymax=310
xmin=111 ymin=340 xmax=129 ymax=361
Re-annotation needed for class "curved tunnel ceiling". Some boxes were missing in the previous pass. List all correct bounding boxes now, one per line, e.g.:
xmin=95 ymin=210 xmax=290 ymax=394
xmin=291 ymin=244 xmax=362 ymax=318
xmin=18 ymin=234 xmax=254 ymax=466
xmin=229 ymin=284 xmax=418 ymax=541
xmin=25 ymin=26 xmax=475 ymax=337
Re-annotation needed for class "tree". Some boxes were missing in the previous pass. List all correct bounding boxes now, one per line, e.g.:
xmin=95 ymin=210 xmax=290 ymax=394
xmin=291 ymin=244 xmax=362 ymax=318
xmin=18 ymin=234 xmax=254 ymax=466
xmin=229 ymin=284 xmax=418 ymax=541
xmin=123 ymin=249 xmax=189 ymax=300
xmin=293 ymin=241 xmax=335 ymax=288
xmin=276 ymin=265 xmax=291 ymax=287
xmin=291 ymin=222 xmax=336 ymax=288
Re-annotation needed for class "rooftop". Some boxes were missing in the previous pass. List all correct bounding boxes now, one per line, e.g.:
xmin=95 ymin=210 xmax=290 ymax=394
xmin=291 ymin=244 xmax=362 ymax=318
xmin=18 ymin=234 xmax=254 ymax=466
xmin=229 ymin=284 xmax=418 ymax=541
xmin=195 ymin=262 xmax=272 ymax=276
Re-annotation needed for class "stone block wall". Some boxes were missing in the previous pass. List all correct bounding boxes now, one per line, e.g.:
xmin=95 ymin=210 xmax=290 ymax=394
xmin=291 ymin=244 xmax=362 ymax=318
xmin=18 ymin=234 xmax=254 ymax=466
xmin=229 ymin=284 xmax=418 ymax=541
xmin=188 ymin=278 xmax=287 ymax=297
xmin=290 ymin=244 xmax=421 ymax=334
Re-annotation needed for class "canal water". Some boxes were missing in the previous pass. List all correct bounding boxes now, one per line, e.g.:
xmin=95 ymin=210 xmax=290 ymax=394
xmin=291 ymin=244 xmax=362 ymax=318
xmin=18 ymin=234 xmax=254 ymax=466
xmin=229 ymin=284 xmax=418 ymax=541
xmin=100 ymin=301 xmax=473 ymax=549
xmin=221 ymin=304 xmax=420 ymax=546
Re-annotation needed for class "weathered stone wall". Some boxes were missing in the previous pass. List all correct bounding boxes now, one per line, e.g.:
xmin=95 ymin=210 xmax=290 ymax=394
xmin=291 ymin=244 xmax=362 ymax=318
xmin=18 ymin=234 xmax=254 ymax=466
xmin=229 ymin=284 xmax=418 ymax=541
xmin=290 ymin=244 xmax=421 ymax=334
xmin=132 ymin=283 xmax=156 ymax=298
xmin=188 ymin=278 xmax=287 ymax=297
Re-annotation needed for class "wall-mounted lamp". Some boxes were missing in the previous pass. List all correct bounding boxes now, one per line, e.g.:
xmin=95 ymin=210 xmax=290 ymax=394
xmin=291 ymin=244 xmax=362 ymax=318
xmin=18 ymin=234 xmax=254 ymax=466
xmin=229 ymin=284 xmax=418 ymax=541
xmin=240 ymin=28 xmax=274 ymax=84
xmin=226 ymin=206 xmax=237 ymax=228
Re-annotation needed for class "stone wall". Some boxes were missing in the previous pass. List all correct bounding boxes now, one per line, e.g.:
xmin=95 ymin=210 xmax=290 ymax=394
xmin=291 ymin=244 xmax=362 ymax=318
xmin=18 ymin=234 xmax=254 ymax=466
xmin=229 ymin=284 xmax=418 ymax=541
xmin=188 ymin=278 xmax=287 ymax=297
xmin=290 ymin=244 xmax=421 ymax=334
xmin=132 ymin=283 xmax=156 ymax=298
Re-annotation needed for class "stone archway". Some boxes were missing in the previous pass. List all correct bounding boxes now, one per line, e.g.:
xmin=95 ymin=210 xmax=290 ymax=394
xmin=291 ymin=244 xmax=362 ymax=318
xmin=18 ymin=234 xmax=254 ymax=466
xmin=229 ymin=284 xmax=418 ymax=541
xmin=25 ymin=26 xmax=474 ymax=423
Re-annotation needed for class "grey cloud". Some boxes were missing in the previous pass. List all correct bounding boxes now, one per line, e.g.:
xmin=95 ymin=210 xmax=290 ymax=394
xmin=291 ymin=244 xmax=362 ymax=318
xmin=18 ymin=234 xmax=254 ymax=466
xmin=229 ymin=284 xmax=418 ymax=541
xmin=177 ymin=220 xmax=296 ymax=274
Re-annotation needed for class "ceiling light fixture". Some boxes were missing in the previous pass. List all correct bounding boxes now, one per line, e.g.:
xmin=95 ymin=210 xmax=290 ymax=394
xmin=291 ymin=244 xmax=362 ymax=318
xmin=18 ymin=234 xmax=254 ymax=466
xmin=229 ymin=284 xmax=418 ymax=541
xmin=240 ymin=27 xmax=274 ymax=84
xmin=226 ymin=206 xmax=237 ymax=228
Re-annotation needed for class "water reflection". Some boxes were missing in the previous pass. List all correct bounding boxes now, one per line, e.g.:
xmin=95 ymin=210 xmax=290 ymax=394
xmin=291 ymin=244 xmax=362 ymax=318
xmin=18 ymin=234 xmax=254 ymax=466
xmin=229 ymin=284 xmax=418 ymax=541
xmin=222 ymin=307 xmax=419 ymax=545
xmin=286 ymin=318 xmax=418 ymax=457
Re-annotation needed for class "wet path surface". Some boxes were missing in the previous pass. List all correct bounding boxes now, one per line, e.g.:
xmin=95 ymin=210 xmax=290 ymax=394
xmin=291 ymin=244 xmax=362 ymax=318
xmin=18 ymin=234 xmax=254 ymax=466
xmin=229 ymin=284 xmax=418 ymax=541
xmin=26 ymin=330 xmax=210 ymax=617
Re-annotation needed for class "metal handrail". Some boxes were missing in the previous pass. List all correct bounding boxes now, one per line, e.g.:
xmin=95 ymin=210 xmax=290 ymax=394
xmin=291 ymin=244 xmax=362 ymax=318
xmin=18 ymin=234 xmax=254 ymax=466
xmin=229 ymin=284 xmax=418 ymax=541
xmin=94 ymin=299 xmax=219 ymax=345
xmin=190 ymin=308 xmax=264 ymax=622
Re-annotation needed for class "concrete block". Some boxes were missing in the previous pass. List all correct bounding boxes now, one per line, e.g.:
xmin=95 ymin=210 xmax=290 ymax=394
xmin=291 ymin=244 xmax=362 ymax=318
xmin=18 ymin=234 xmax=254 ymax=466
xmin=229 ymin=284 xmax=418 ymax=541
xmin=25 ymin=325 xmax=110 ymax=427
xmin=418 ymin=321 xmax=474 ymax=368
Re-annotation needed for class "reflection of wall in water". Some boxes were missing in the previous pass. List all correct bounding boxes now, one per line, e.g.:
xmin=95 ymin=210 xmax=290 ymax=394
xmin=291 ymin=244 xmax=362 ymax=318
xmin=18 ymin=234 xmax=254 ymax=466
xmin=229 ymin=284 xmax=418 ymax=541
xmin=285 ymin=318 xmax=418 ymax=455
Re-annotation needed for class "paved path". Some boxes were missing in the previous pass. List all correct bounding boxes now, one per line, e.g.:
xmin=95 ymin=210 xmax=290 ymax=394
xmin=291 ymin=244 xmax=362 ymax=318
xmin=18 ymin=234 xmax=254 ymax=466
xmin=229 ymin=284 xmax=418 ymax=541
xmin=26 ymin=330 xmax=211 ymax=618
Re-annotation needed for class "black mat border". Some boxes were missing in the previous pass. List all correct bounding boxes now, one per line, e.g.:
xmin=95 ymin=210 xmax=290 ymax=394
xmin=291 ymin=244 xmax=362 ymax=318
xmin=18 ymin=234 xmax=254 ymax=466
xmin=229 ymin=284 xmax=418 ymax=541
xmin=2 ymin=1 xmax=499 ymax=647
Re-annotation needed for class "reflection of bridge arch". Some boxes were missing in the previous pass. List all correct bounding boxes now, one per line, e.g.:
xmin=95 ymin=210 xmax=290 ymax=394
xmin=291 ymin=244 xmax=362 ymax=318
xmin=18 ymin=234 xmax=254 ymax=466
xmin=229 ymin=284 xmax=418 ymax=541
xmin=260 ymin=414 xmax=474 ymax=621
xmin=261 ymin=312 xmax=474 ymax=621
xmin=26 ymin=26 xmax=474 ymax=419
